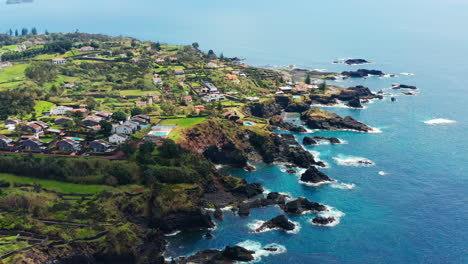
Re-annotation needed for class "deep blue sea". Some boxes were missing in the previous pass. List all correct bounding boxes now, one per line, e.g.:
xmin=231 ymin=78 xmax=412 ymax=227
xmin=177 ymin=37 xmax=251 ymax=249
xmin=1 ymin=0 xmax=467 ymax=263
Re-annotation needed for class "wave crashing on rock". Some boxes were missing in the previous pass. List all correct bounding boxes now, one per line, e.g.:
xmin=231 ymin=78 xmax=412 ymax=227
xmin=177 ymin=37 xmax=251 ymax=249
xmin=333 ymin=155 xmax=375 ymax=167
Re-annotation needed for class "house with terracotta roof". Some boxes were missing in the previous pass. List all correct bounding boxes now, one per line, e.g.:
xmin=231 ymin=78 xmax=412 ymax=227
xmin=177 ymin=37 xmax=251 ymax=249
xmin=95 ymin=111 xmax=112 ymax=120
xmin=123 ymin=120 xmax=140 ymax=130
xmin=135 ymin=101 xmax=147 ymax=108
xmin=181 ymin=95 xmax=193 ymax=103
xmin=32 ymin=121 xmax=50 ymax=130
xmin=71 ymin=108 xmax=89 ymax=116
xmin=55 ymin=117 xmax=73 ymax=126
xmin=134 ymin=115 xmax=151 ymax=122
xmin=5 ymin=118 xmax=22 ymax=126
xmin=22 ymin=122 xmax=43 ymax=133
xmin=52 ymin=58 xmax=67 ymax=65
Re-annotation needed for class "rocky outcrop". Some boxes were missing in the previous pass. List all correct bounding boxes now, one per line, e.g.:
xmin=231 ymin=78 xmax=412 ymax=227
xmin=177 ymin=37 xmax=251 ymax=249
xmin=231 ymin=182 xmax=264 ymax=200
xmin=345 ymin=97 xmax=363 ymax=108
xmin=248 ymin=132 xmax=325 ymax=168
xmin=243 ymin=102 xmax=282 ymax=118
xmin=214 ymin=207 xmax=224 ymax=221
xmin=312 ymin=216 xmax=336 ymax=226
xmin=203 ymin=143 xmax=248 ymax=167
xmin=301 ymin=108 xmax=373 ymax=132
xmin=151 ymin=209 xmax=215 ymax=233
xmin=255 ymin=215 xmax=295 ymax=232
xmin=176 ymin=246 xmax=255 ymax=263
xmin=284 ymin=101 xmax=310 ymax=112
xmin=309 ymin=94 xmax=338 ymax=106
xmin=336 ymin=85 xmax=382 ymax=101
xmin=345 ymin=59 xmax=369 ymax=65
xmin=303 ymin=137 xmax=318 ymax=145
xmin=269 ymin=115 xmax=306 ymax=133
xmin=282 ymin=198 xmax=326 ymax=215
xmin=300 ymin=167 xmax=334 ymax=184
xmin=236 ymin=192 xmax=290 ymax=217
xmin=306 ymin=136 xmax=342 ymax=144
xmin=342 ymin=69 xmax=385 ymax=77
xmin=392 ymin=84 xmax=417 ymax=90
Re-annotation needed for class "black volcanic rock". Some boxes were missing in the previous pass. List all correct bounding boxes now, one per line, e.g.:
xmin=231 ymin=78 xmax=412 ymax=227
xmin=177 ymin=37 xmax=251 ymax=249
xmin=345 ymin=97 xmax=363 ymax=108
xmin=300 ymin=167 xmax=334 ymax=184
xmin=244 ymin=102 xmax=282 ymax=118
xmin=309 ymin=94 xmax=338 ymax=105
xmin=255 ymin=215 xmax=295 ymax=232
xmin=178 ymin=246 xmax=255 ymax=263
xmin=392 ymin=84 xmax=417 ymax=90
xmin=269 ymin=115 xmax=306 ymax=133
xmin=391 ymin=97 xmax=397 ymax=102
xmin=345 ymin=59 xmax=369 ymax=65
xmin=152 ymin=209 xmax=215 ymax=233
xmin=222 ymin=246 xmax=255 ymax=262
xmin=203 ymin=143 xmax=248 ymax=167
xmin=312 ymin=216 xmax=336 ymax=226
xmin=204 ymin=232 xmax=214 ymax=239
xmin=301 ymin=108 xmax=373 ymax=132
xmin=303 ymin=137 xmax=318 ymax=145
xmin=283 ymin=197 xmax=326 ymax=215
xmin=232 ymin=182 xmax=264 ymax=199
xmin=336 ymin=85 xmax=381 ymax=101
xmin=341 ymin=69 xmax=384 ymax=78
xmin=214 ymin=207 xmax=224 ymax=221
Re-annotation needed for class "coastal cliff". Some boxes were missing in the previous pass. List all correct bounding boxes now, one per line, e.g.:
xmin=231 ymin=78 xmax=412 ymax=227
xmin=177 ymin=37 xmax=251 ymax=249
xmin=301 ymin=108 xmax=373 ymax=132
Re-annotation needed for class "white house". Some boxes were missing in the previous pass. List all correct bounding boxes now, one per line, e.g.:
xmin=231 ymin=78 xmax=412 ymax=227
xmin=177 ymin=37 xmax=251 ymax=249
xmin=115 ymin=125 xmax=135 ymax=134
xmin=109 ymin=134 xmax=130 ymax=144
xmin=52 ymin=58 xmax=67 ymax=65
xmin=124 ymin=120 xmax=140 ymax=130
xmin=202 ymin=94 xmax=225 ymax=103
xmin=50 ymin=106 xmax=73 ymax=116
xmin=78 ymin=46 xmax=95 ymax=52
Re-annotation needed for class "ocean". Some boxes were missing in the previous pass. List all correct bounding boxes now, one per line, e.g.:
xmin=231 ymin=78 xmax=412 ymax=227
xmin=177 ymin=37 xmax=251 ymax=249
xmin=1 ymin=0 xmax=467 ymax=263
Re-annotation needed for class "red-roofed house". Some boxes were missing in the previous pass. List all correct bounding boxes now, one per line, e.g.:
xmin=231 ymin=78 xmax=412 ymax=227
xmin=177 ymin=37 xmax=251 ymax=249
xmin=52 ymin=58 xmax=67 ymax=65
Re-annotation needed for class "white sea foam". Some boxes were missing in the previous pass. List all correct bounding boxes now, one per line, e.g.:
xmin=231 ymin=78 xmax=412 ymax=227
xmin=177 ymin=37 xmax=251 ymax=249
xmin=236 ymin=240 xmax=287 ymax=263
xmin=378 ymin=171 xmax=387 ymax=176
xmin=333 ymin=155 xmax=375 ymax=167
xmin=400 ymin=72 xmax=415 ymax=76
xmin=308 ymin=150 xmax=330 ymax=168
xmin=164 ymin=230 xmax=181 ymax=237
xmin=214 ymin=164 xmax=225 ymax=169
xmin=248 ymin=219 xmax=301 ymax=234
xmin=299 ymin=179 xmax=335 ymax=187
xmin=311 ymin=206 xmax=345 ymax=227
xmin=310 ymin=99 xmax=366 ymax=109
xmin=368 ymin=127 xmax=383 ymax=133
xmin=330 ymin=182 xmax=356 ymax=190
xmin=424 ymin=118 xmax=457 ymax=125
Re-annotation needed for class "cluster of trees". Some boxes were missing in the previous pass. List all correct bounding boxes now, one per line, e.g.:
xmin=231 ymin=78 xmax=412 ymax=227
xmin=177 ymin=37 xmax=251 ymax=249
xmin=1 ymin=40 xmax=73 ymax=61
xmin=0 ymin=88 xmax=36 ymax=120
xmin=5 ymin=27 xmax=41 ymax=37
xmin=25 ymin=62 xmax=58 ymax=84
xmin=0 ymin=154 xmax=140 ymax=185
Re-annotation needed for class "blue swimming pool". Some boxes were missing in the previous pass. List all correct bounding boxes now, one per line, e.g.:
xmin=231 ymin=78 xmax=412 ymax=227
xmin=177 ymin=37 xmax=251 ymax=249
xmin=244 ymin=122 xmax=255 ymax=126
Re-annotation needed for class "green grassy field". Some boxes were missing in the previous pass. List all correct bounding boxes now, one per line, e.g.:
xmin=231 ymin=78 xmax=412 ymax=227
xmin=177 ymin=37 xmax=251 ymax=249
xmin=0 ymin=173 xmax=110 ymax=194
xmin=34 ymin=100 xmax=56 ymax=115
xmin=161 ymin=117 xmax=207 ymax=141
xmin=0 ymin=63 xmax=28 ymax=83
xmin=120 ymin=89 xmax=143 ymax=96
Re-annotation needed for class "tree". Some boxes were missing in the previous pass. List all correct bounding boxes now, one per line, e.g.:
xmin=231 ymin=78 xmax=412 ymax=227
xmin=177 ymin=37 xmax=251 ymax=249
xmin=160 ymin=101 xmax=176 ymax=116
xmin=99 ymin=120 xmax=112 ymax=134
xmin=45 ymin=29 xmax=49 ymax=35
xmin=151 ymin=42 xmax=161 ymax=51
xmin=31 ymin=27 xmax=37 ymax=35
xmin=139 ymin=142 xmax=155 ymax=154
xmin=219 ymin=53 xmax=224 ymax=61
xmin=207 ymin=49 xmax=216 ymax=58
xmin=319 ymin=81 xmax=327 ymax=91
xmin=25 ymin=62 xmax=58 ymax=85
xmin=112 ymin=111 xmax=127 ymax=122
xmin=21 ymin=28 xmax=28 ymax=36
xmin=192 ymin=42 xmax=199 ymax=49
xmin=305 ymin=75 xmax=311 ymax=85
xmin=130 ymin=107 xmax=143 ymax=116
xmin=84 ymin=97 xmax=98 ymax=110
xmin=14 ymin=29 xmax=18 ymax=37
xmin=8 ymin=29 xmax=12 ymax=36
xmin=217 ymin=101 xmax=223 ymax=111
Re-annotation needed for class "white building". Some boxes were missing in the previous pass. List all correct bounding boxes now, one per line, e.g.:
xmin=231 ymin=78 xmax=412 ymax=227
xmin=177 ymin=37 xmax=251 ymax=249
xmin=202 ymin=94 xmax=225 ymax=103
xmin=50 ymin=106 xmax=73 ymax=116
xmin=78 ymin=46 xmax=95 ymax=52
xmin=52 ymin=58 xmax=67 ymax=65
xmin=115 ymin=125 xmax=135 ymax=134
xmin=124 ymin=120 xmax=140 ymax=130
xmin=109 ymin=134 xmax=130 ymax=144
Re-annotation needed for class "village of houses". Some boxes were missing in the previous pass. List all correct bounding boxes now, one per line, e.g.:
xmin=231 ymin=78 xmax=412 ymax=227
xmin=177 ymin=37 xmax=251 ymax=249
xmin=0 ymin=107 xmax=174 ymax=157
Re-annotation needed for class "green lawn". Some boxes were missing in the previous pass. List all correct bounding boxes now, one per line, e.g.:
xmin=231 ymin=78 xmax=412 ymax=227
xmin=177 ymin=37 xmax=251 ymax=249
xmin=0 ymin=173 xmax=110 ymax=194
xmin=161 ymin=117 xmax=207 ymax=141
xmin=0 ymin=63 xmax=28 ymax=83
xmin=0 ymin=44 xmax=18 ymax=52
xmin=35 ymin=101 xmax=56 ymax=116
xmin=120 ymin=89 xmax=143 ymax=96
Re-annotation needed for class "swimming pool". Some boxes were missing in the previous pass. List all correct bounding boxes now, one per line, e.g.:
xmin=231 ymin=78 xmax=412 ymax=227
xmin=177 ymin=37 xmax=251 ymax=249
xmin=244 ymin=122 xmax=255 ymax=126
xmin=150 ymin=131 xmax=169 ymax=136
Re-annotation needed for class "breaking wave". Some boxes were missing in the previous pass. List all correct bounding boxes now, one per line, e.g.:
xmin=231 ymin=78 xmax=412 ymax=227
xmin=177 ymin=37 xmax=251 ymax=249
xmin=236 ymin=240 xmax=287 ymax=263
xmin=424 ymin=119 xmax=457 ymax=125
xmin=333 ymin=155 xmax=375 ymax=167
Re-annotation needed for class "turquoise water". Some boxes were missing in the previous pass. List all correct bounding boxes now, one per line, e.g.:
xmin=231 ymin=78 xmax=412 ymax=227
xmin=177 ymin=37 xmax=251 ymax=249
xmin=1 ymin=1 xmax=467 ymax=263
